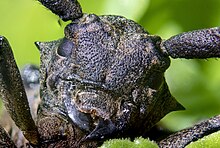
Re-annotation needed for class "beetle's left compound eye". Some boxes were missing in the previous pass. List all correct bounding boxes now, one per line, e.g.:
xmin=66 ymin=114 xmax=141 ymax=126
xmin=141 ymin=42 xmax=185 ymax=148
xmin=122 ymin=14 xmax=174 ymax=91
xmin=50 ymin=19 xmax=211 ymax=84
xmin=57 ymin=38 xmax=74 ymax=57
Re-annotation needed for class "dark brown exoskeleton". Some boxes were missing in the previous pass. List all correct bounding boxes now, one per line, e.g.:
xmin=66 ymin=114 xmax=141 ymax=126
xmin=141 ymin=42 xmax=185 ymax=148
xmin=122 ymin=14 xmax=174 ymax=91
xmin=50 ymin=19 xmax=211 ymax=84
xmin=0 ymin=0 xmax=220 ymax=147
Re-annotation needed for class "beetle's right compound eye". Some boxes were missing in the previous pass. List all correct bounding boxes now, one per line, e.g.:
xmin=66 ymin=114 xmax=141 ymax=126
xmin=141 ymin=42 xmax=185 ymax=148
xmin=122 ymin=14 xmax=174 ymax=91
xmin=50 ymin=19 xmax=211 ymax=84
xmin=57 ymin=38 xmax=74 ymax=57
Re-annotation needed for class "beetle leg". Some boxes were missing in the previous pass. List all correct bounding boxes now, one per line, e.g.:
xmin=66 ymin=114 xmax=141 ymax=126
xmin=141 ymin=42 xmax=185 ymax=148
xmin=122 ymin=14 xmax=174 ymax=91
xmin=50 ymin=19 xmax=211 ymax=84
xmin=159 ymin=115 xmax=220 ymax=148
xmin=0 ymin=124 xmax=16 ymax=147
xmin=0 ymin=36 xmax=39 ymax=145
xmin=38 ymin=0 xmax=83 ymax=21
xmin=162 ymin=27 xmax=220 ymax=59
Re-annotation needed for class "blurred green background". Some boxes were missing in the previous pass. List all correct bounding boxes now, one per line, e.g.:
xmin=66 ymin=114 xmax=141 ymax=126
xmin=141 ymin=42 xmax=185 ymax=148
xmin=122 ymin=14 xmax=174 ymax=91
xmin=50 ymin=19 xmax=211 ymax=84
xmin=0 ymin=0 xmax=220 ymax=131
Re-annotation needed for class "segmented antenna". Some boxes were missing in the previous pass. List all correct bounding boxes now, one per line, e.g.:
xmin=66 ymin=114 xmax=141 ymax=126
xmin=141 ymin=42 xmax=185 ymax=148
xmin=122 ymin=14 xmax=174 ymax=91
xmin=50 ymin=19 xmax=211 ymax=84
xmin=38 ymin=0 xmax=83 ymax=21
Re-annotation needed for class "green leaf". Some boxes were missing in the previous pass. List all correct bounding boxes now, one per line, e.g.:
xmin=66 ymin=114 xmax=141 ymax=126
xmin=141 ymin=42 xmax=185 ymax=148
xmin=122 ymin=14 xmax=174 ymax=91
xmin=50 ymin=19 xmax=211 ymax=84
xmin=99 ymin=137 xmax=158 ymax=148
xmin=186 ymin=131 xmax=220 ymax=148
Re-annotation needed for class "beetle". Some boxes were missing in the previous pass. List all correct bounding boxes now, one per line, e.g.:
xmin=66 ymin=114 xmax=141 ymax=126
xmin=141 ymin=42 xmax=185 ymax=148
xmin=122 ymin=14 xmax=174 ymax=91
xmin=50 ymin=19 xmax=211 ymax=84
xmin=0 ymin=0 xmax=220 ymax=147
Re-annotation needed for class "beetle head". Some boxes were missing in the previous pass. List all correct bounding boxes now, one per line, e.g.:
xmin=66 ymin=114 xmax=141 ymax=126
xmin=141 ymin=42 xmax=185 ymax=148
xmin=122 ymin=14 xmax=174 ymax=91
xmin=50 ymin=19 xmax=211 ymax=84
xmin=35 ymin=14 xmax=184 ymax=139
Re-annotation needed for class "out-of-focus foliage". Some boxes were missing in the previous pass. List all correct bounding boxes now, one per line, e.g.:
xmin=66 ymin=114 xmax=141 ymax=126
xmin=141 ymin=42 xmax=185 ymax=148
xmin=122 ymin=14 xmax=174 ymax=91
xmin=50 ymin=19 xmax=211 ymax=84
xmin=0 ymin=0 xmax=220 ymax=133
xmin=99 ymin=137 xmax=158 ymax=148
xmin=0 ymin=0 xmax=65 ymax=66
xmin=140 ymin=0 xmax=220 ymax=131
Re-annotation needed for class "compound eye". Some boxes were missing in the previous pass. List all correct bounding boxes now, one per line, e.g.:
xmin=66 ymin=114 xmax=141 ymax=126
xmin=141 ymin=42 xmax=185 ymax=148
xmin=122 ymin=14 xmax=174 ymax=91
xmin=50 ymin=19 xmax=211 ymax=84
xmin=57 ymin=38 xmax=74 ymax=57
